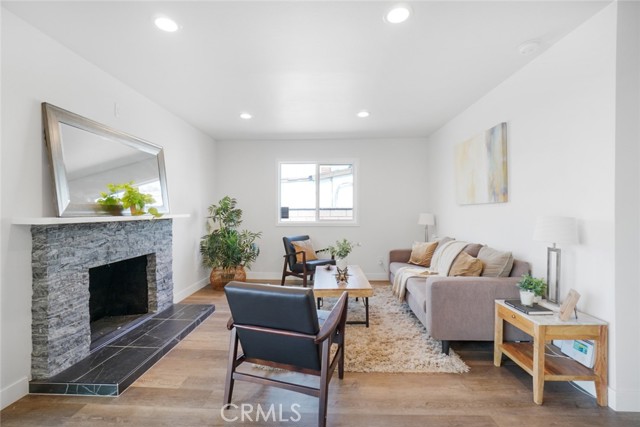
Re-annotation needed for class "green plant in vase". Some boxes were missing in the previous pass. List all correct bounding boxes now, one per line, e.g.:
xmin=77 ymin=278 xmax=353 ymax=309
xmin=517 ymin=273 xmax=547 ymax=305
xmin=97 ymin=181 xmax=162 ymax=218
xmin=200 ymin=196 xmax=261 ymax=289
xmin=324 ymin=238 xmax=359 ymax=270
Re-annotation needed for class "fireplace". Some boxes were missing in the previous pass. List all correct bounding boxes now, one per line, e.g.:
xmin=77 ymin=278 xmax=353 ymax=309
xmin=89 ymin=254 xmax=151 ymax=345
xmin=30 ymin=219 xmax=173 ymax=380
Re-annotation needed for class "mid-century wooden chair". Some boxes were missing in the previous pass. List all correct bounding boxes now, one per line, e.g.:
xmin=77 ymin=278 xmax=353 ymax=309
xmin=224 ymin=282 xmax=348 ymax=427
xmin=281 ymin=235 xmax=335 ymax=287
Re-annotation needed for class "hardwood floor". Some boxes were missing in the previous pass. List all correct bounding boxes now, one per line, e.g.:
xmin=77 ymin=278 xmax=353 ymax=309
xmin=2 ymin=282 xmax=639 ymax=427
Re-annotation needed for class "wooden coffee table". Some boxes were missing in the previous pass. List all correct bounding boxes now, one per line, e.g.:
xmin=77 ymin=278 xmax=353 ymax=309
xmin=313 ymin=265 xmax=374 ymax=327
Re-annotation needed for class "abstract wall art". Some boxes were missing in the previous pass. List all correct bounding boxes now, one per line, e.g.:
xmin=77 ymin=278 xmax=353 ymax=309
xmin=455 ymin=122 xmax=508 ymax=205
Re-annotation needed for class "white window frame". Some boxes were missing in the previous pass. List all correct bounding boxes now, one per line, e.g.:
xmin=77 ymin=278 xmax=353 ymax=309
xmin=277 ymin=159 xmax=358 ymax=226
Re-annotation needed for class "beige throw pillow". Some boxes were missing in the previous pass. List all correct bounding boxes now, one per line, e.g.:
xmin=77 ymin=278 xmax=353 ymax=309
xmin=292 ymin=240 xmax=318 ymax=263
xmin=408 ymin=241 xmax=439 ymax=267
xmin=477 ymin=246 xmax=514 ymax=277
xmin=449 ymin=252 xmax=484 ymax=276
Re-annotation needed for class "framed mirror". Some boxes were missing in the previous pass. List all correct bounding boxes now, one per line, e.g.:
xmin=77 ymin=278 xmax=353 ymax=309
xmin=42 ymin=102 xmax=170 ymax=217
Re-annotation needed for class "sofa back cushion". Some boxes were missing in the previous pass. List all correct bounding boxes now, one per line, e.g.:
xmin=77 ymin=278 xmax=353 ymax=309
xmin=509 ymin=259 xmax=531 ymax=277
xmin=462 ymin=243 xmax=483 ymax=258
xmin=477 ymin=247 xmax=513 ymax=277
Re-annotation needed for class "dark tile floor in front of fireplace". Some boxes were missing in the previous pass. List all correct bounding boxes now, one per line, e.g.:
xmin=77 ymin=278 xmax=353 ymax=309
xmin=29 ymin=303 xmax=215 ymax=396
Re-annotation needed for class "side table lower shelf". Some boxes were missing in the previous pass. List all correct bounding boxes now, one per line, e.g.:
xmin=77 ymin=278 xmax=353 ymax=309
xmin=501 ymin=342 xmax=598 ymax=381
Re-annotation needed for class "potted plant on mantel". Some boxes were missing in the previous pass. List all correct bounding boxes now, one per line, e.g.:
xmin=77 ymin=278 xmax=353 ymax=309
xmin=200 ymin=196 xmax=261 ymax=290
xmin=97 ymin=181 xmax=162 ymax=218
xmin=517 ymin=274 xmax=547 ymax=306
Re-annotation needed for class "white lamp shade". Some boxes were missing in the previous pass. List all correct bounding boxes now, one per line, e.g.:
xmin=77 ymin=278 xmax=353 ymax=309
xmin=418 ymin=213 xmax=435 ymax=226
xmin=533 ymin=216 xmax=578 ymax=245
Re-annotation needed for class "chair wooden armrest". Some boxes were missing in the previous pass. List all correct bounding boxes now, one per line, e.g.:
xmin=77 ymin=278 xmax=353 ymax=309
xmin=315 ymin=292 xmax=348 ymax=343
xmin=227 ymin=317 xmax=235 ymax=330
xmin=283 ymin=250 xmax=307 ymax=263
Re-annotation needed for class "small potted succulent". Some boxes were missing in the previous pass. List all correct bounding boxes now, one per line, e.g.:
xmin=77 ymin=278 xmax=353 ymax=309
xmin=517 ymin=274 xmax=547 ymax=306
xmin=97 ymin=181 xmax=162 ymax=217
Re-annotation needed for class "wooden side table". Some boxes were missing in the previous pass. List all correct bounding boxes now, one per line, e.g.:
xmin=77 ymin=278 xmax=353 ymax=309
xmin=494 ymin=300 xmax=608 ymax=406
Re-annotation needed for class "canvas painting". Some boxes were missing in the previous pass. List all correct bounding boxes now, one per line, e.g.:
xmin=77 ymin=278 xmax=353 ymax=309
xmin=455 ymin=122 xmax=508 ymax=205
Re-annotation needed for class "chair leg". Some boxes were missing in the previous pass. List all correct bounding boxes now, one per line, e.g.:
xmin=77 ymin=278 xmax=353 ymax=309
xmin=318 ymin=341 xmax=331 ymax=427
xmin=281 ymin=258 xmax=289 ymax=286
xmin=301 ymin=263 xmax=308 ymax=287
xmin=224 ymin=329 xmax=239 ymax=405
xmin=338 ymin=345 xmax=344 ymax=379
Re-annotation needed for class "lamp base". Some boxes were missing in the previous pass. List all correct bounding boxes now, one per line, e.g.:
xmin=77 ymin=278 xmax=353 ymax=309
xmin=546 ymin=246 xmax=561 ymax=303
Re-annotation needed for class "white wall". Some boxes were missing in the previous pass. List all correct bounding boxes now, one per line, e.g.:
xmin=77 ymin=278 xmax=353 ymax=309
xmin=0 ymin=11 xmax=215 ymax=408
xmin=214 ymin=138 xmax=429 ymax=281
xmin=425 ymin=3 xmax=638 ymax=411
xmin=613 ymin=0 xmax=640 ymax=412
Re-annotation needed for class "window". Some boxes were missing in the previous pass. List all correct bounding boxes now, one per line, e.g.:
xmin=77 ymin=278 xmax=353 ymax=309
xmin=279 ymin=162 xmax=355 ymax=224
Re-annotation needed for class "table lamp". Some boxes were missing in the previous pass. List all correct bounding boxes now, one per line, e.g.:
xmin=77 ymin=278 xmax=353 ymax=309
xmin=533 ymin=216 xmax=578 ymax=303
xmin=418 ymin=213 xmax=435 ymax=242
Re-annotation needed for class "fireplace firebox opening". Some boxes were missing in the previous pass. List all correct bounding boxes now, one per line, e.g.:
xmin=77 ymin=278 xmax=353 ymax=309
xmin=89 ymin=254 xmax=151 ymax=345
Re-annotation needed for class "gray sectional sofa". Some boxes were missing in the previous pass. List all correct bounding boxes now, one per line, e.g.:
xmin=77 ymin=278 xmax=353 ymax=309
xmin=389 ymin=245 xmax=532 ymax=354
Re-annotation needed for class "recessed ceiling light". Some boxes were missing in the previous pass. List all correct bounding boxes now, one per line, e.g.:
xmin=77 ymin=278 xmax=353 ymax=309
xmin=385 ymin=5 xmax=412 ymax=24
xmin=518 ymin=40 xmax=540 ymax=55
xmin=240 ymin=112 xmax=253 ymax=120
xmin=357 ymin=111 xmax=370 ymax=118
xmin=154 ymin=16 xmax=179 ymax=33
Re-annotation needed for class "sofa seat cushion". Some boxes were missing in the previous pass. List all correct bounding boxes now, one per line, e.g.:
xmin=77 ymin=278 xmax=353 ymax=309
xmin=406 ymin=278 xmax=428 ymax=312
xmin=389 ymin=262 xmax=414 ymax=282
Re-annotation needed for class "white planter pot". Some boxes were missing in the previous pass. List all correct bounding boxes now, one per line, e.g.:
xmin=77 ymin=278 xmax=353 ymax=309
xmin=520 ymin=290 xmax=535 ymax=306
xmin=335 ymin=257 xmax=348 ymax=270
xmin=533 ymin=295 xmax=542 ymax=303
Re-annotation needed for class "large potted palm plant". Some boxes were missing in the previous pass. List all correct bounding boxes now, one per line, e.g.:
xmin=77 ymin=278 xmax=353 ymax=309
xmin=200 ymin=196 xmax=261 ymax=289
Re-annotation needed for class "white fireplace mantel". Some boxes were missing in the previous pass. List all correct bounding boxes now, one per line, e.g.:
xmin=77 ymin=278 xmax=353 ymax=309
xmin=13 ymin=214 xmax=190 ymax=225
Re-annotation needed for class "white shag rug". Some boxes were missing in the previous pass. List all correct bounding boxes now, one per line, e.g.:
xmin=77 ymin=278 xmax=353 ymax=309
xmin=323 ymin=282 xmax=469 ymax=374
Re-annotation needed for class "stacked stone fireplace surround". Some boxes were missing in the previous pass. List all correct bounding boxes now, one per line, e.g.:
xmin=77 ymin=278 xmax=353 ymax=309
xmin=30 ymin=219 xmax=173 ymax=380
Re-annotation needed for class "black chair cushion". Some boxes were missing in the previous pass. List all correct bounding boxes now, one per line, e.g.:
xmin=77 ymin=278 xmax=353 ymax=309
xmin=291 ymin=259 xmax=335 ymax=273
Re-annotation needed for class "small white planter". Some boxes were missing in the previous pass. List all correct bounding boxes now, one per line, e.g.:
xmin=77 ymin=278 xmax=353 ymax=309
xmin=519 ymin=290 xmax=535 ymax=306
xmin=335 ymin=257 xmax=348 ymax=270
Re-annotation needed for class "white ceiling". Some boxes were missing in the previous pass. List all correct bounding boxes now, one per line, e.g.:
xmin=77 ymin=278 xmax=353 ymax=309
xmin=3 ymin=1 xmax=611 ymax=140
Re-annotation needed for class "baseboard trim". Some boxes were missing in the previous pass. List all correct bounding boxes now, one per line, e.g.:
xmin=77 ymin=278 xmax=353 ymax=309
xmin=174 ymin=277 xmax=209 ymax=302
xmin=246 ymin=271 xmax=389 ymax=282
xmin=608 ymin=386 xmax=640 ymax=412
xmin=1 ymin=376 xmax=29 ymax=410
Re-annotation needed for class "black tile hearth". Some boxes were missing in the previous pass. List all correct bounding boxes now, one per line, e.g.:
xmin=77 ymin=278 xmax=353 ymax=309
xmin=29 ymin=303 xmax=215 ymax=396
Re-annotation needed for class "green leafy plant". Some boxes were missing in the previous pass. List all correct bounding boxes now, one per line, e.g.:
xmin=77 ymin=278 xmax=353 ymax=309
xmin=517 ymin=273 xmax=547 ymax=297
xmin=97 ymin=181 xmax=162 ymax=218
xmin=200 ymin=196 xmax=261 ymax=272
xmin=325 ymin=238 xmax=359 ymax=259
